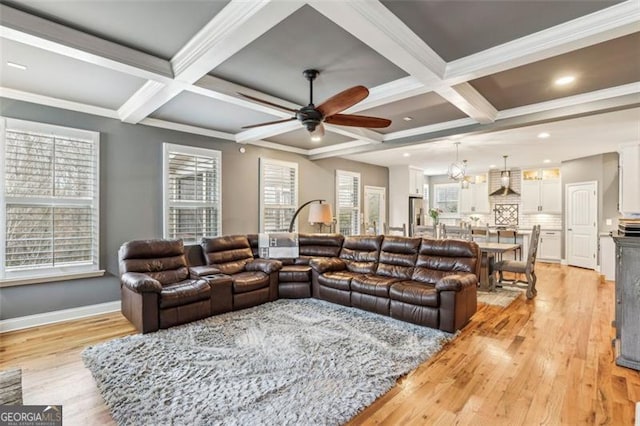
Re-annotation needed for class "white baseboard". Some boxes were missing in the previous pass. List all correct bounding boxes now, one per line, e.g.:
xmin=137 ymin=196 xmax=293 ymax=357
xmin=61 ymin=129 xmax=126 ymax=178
xmin=0 ymin=301 xmax=121 ymax=333
xmin=560 ymin=259 xmax=568 ymax=266
xmin=635 ymin=402 xmax=639 ymax=426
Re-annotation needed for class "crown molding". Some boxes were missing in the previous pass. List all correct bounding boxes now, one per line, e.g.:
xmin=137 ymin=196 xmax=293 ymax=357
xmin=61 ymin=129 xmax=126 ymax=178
xmin=0 ymin=4 xmax=172 ymax=81
xmin=445 ymin=0 xmax=640 ymax=84
xmin=246 ymin=139 xmax=309 ymax=155
xmin=0 ymin=87 xmax=120 ymax=119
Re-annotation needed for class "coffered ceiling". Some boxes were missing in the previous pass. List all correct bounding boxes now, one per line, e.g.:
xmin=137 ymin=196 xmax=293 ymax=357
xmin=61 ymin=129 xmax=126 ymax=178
xmin=0 ymin=0 xmax=638 ymax=170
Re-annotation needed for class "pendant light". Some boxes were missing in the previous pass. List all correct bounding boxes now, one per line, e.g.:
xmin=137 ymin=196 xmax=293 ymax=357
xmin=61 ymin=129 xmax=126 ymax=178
xmin=447 ymin=142 xmax=466 ymax=181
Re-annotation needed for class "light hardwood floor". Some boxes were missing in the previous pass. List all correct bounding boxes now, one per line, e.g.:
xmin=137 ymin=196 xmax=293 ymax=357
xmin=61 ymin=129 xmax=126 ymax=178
xmin=1 ymin=263 xmax=638 ymax=425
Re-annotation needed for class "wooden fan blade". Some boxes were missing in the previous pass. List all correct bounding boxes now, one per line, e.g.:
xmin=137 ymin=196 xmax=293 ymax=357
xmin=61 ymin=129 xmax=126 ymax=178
xmin=324 ymin=113 xmax=391 ymax=128
xmin=316 ymin=86 xmax=369 ymax=117
xmin=238 ymin=93 xmax=298 ymax=113
xmin=241 ymin=117 xmax=296 ymax=129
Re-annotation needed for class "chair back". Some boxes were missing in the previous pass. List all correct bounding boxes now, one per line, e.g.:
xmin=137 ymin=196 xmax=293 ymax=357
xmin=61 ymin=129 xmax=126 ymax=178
xmin=527 ymin=225 xmax=542 ymax=269
xmin=471 ymin=225 xmax=490 ymax=242
xmin=441 ymin=224 xmax=471 ymax=241
xmin=201 ymin=235 xmax=253 ymax=274
xmin=413 ymin=225 xmax=437 ymax=238
xmin=384 ymin=223 xmax=407 ymax=236
xmin=497 ymin=229 xmax=518 ymax=243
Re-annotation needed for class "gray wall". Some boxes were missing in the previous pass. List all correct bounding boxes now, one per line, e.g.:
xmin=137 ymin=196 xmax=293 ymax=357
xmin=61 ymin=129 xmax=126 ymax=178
xmin=561 ymin=152 xmax=619 ymax=231
xmin=561 ymin=152 xmax=619 ymax=257
xmin=0 ymin=98 xmax=388 ymax=319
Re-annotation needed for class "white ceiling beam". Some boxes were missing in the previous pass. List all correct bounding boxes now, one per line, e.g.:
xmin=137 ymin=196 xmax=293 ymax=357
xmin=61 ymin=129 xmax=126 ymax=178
xmin=383 ymin=118 xmax=477 ymax=142
xmin=0 ymin=4 xmax=172 ymax=81
xmin=445 ymin=0 xmax=640 ymax=84
xmin=140 ymin=117 xmax=235 ymax=141
xmin=118 ymin=0 xmax=305 ymax=124
xmin=344 ymin=76 xmax=432 ymax=113
xmin=308 ymin=0 xmax=497 ymax=124
xmin=235 ymin=120 xmax=301 ymax=144
xmin=324 ymin=124 xmax=383 ymax=143
xmin=308 ymin=140 xmax=372 ymax=157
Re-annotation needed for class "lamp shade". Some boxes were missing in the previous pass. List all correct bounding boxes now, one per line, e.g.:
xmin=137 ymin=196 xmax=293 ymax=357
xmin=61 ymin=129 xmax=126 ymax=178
xmin=308 ymin=203 xmax=333 ymax=224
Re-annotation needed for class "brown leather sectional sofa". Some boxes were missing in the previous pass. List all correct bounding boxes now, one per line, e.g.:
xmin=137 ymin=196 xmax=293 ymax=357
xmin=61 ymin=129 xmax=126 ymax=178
xmin=119 ymin=233 xmax=479 ymax=334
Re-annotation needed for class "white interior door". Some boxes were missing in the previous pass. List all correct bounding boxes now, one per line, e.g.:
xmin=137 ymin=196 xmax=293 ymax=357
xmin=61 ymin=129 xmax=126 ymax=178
xmin=566 ymin=181 xmax=598 ymax=269
xmin=364 ymin=186 xmax=386 ymax=235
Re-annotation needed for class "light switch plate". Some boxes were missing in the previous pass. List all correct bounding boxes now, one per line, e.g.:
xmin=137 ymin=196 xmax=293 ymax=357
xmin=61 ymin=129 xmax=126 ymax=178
xmin=606 ymin=218 xmax=613 ymax=226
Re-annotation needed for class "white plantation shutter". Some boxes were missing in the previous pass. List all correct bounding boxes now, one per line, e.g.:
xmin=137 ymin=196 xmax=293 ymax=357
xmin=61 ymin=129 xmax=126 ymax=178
xmin=336 ymin=170 xmax=361 ymax=236
xmin=0 ymin=118 xmax=100 ymax=280
xmin=163 ymin=144 xmax=221 ymax=243
xmin=260 ymin=158 xmax=298 ymax=232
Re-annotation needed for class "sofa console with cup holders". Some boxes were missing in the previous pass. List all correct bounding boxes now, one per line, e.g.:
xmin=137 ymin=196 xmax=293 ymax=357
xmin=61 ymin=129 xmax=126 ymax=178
xmin=119 ymin=233 xmax=479 ymax=333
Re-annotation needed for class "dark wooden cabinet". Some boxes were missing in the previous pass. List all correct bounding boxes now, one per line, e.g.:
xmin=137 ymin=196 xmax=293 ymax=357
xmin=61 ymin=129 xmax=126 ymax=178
xmin=613 ymin=235 xmax=640 ymax=371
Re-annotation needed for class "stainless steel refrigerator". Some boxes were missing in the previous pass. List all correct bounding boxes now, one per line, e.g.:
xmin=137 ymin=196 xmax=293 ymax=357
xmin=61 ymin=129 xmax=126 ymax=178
xmin=408 ymin=196 xmax=426 ymax=236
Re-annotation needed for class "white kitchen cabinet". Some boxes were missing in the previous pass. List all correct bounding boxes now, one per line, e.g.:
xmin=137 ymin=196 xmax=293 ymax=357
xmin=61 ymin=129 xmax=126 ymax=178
xmin=619 ymin=143 xmax=640 ymax=215
xmin=460 ymin=174 xmax=490 ymax=214
xmin=409 ymin=167 xmax=425 ymax=197
xmin=521 ymin=168 xmax=561 ymax=213
xmin=538 ymin=230 xmax=562 ymax=262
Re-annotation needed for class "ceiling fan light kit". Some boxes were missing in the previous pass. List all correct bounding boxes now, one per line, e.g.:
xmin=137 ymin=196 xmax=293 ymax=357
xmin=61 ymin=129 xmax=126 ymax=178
xmin=241 ymin=69 xmax=391 ymax=142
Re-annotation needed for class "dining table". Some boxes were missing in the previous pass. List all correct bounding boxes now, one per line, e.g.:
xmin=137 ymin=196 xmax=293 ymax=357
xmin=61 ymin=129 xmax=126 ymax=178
xmin=476 ymin=242 xmax=521 ymax=291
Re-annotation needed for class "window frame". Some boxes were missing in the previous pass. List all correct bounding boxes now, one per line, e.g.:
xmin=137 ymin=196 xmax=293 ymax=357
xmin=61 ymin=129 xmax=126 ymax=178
xmin=336 ymin=170 xmax=361 ymax=236
xmin=162 ymin=143 xmax=222 ymax=244
xmin=259 ymin=158 xmax=299 ymax=233
xmin=433 ymin=182 xmax=460 ymax=217
xmin=0 ymin=117 xmax=102 ymax=285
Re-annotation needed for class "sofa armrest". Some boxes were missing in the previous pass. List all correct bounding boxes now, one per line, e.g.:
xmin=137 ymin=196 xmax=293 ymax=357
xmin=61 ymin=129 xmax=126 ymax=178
xmin=189 ymin=265 xmax=222 ymax=278
xmin=435 ymin=273 xmax=478 ymax=292
xmin=121 ymin=272 xmax=162 ymax=293
xmin=309 ymin=257 xmax=346 ymax=274
xmin=246 ymin=258 xmax=283 ymax=274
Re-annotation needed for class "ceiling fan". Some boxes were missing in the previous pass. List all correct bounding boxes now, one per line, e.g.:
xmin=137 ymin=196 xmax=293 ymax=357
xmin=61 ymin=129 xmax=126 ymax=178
xmin=240 ymin=69 xmax=391 ymax=141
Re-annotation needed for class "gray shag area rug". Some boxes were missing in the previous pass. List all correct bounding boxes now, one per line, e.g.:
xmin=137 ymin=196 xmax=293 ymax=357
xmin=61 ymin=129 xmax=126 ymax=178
xmin=83 ymin=298 xmax=454 ymax=426
xmin=477 ymin=287 xmax=524 ymax=307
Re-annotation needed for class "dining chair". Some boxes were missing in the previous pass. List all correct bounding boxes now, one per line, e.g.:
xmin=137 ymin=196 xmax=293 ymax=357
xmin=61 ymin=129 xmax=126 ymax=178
xmin=497 ymin=229 xmax=521 ymax=260
xmin=442 ymin=224 xmax=471 ymax=241
xmin=494 ymin=225 xmax=541 ymax=299
xmin=384 ymin=223 xmax=407 ymax=236
xmin=471 ymin=225 xmax=490 ymax=243
xmin=413 ymin=224 xmax=437 ymax=238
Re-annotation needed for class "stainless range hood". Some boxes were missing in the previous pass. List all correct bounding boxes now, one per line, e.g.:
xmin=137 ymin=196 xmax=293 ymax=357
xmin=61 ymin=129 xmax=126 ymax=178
xmin=490 ymin=155 xmax=519 ymax=196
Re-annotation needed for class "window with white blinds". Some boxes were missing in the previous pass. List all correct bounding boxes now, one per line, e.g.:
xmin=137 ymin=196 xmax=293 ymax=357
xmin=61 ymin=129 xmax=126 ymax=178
xmin=0 ymin=118 xmax=100 ymax=281
xmin=336 ymin=170 xmax=361 ymax=236
xmin=259 ymin=158 xmax=298 ymax=232
xmin=163 ymin=144 xmax=221 ymax=244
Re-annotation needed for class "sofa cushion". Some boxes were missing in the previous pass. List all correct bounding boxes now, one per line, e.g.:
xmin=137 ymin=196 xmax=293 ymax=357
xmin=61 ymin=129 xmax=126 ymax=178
xmin=159 ymin=279 xmax=211 ymax=309
xmin=231 ymin=271 xmax=269 ymax=294
xmin=412 ymin=239 xmax=479 ymax=285
xmin=351 ymin=274 xmax=401 ymax=297
xmin=201 ymin=235 xmax=254 ymax=274
xmin=298 ymin=233 xmax=344 ymax=258
xmin=389 ymin=281 xmax=439 ymax=308
xmin=376 ymin=236 xmax=421 ymax=280
xmin=317 ymin=271 xmax=361 ymax=291
xmin=340 ymin=235 xmax=383 ymax=274
xmin=279 ymin=265 xmax=311 ymax=282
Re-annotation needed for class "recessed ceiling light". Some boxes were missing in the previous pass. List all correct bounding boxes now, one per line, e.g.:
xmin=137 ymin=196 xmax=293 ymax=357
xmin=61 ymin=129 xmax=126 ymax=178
xmin=543 ymin=159 xmax=551 ymax=164
xmin=403 ymin=153 xmax=410 ymax=157
xmin=489 ymin=164 xmax=496 ymax=168
xmin=555 ymin=75 xmax=575 ymax=86
xmin=402 ymin=116 xmax=413 ymax=121
xmin=538 ymin=132 xmax=550 ymax=139
xmin=7 ymin=61 xmax=27 ymax=70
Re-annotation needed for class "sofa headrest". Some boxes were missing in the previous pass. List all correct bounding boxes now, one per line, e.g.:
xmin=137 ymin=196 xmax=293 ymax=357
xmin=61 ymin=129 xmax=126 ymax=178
xmin=418 ymin=238 xmax=478 ymax=258
xmin=119 ymin=239 xmax=184 ymax=260
xmin=298 ymin=233 xmax=345 ymax=247
xmin=380 ymin=236 xmax=421 ymax=254
xmin=342 ymin=235 xmax=383 ymax=251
